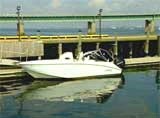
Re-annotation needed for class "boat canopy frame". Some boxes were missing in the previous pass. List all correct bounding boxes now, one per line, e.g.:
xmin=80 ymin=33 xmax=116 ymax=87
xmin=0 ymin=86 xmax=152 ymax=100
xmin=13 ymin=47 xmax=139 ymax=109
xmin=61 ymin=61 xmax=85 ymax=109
xmin=83 ymin=48 xmax=113 ymax=62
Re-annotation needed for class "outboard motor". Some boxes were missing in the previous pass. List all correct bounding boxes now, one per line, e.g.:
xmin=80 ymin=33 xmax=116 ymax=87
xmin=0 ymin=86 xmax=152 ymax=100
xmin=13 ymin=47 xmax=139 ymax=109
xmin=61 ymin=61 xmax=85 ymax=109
xmin=114 ymin=56 xmax=125 ymax=68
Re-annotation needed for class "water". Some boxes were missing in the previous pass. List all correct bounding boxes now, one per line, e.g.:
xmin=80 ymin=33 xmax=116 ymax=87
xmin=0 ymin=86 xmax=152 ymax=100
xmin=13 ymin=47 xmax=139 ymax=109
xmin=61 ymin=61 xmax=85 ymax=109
xmin=0 ymin=24 xmax=160 ymax=118
xmin=0 ymin=26 xmax=160 ymax=35
xmin=0 ymin=68 xmax=160 ymax=118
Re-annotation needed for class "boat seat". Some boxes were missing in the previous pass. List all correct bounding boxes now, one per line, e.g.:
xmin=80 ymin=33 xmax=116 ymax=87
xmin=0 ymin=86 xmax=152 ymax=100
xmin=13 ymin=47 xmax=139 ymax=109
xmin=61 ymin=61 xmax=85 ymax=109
xmin=60 ymin=52 xmax=74 ymax=61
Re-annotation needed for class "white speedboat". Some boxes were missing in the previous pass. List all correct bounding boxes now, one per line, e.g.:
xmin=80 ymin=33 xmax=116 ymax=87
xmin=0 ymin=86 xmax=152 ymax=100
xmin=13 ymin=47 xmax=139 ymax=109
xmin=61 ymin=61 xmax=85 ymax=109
xmin=19 ymin=49 xmax=124 ymax=79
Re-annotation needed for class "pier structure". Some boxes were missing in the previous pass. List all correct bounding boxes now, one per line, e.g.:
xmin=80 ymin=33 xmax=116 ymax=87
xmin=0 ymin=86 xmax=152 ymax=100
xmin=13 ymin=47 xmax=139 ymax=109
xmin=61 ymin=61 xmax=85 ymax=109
xmin=145 ymin=19 xmax=155 ymax=34
xmin=87 ymin=21 xmax=96 ymax=35
xmin=158 ymin=36 xmax=160 ymax=57
xmin=0 ymin=34 xmax=159 ymax=59
xmin=0 ymin=14 xmax=160 ymax=35
xmin=0 ymin=13 xmax=160 ymax=61
xmin=16 ymin=6 xmax=25 ymax=39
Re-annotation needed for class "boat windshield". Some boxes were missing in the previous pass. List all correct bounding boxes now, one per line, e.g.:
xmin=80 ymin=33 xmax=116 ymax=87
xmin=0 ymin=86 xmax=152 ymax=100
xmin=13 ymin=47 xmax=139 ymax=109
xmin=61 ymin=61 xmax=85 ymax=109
xmin=83 ymin=48 xmax=113 ymax=62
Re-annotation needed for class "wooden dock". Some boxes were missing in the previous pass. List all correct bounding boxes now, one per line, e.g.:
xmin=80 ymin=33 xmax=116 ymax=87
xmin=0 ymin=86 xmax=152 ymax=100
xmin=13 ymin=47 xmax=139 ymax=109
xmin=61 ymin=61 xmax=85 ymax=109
xmin=0 ymin=59 xmax=24 ymax=78
xmin=0 ymin=34 xmax=157 ymax=43
xmin=125 ymin=57 xmax=160 ymax=68
xmin=0 ymin=68 xmax=24 ymax=78
xmin=0 ymin=59 xmax=19 ymax=66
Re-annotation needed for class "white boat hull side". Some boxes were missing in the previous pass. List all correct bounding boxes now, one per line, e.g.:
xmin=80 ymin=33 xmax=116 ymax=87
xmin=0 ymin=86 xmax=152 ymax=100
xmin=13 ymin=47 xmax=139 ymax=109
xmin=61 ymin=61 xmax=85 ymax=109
xmin=20 ymin=61 xmax=122 ymax=79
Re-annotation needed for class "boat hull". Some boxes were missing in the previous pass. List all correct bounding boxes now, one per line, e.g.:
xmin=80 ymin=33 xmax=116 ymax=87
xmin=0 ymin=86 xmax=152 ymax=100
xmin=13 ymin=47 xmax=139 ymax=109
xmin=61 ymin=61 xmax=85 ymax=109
xmin=20 ymin=60 xmax=122 ymax=79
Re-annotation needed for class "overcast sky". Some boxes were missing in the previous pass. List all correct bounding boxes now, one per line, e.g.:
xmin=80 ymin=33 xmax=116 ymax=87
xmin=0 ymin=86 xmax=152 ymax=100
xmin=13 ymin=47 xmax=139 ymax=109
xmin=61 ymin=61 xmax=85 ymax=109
xmin=0 ymin=0 xmax=160 ymax=15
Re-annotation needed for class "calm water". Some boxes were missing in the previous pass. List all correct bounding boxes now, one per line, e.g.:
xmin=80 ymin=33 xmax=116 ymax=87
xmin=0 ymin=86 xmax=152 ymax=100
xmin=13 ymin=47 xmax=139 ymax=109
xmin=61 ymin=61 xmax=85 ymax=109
xmin=0 ymin=68 xmax=160 ymax=118
xmin=0 ymin=25 xmax=160 ymax=118
xmin=0 ymin=27 xmax=160 ymax=35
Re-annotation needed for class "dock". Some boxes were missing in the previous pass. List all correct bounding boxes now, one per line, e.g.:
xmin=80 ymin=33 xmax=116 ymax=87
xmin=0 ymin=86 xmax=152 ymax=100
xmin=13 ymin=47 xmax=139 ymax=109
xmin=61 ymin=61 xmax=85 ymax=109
xmin=125 ymin=57 xmax=160 ymax=67
xmin=0 ymin=68 xmax=24 ymax=78
xmin=0 ymin=59 xmax=24 ymax=78
xmin=0 ymin=34 xmax=159 ymax=59
xmin=0 ymin=34 xmax=157 ymax=43
xmin=0 ymin=59 xmax=19 ymax=66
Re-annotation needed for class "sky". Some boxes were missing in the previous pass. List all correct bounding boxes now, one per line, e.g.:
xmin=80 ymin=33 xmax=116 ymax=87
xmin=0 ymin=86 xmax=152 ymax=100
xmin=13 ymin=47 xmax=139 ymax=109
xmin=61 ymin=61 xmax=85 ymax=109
xmin=0 ymin=0 xmax=160 ymax=15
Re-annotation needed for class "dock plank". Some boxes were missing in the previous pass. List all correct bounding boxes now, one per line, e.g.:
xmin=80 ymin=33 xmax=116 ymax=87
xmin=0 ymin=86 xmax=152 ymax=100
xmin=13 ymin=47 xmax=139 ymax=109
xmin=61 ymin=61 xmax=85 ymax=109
xmin=125 ymin=57 xmax=160 ymax=67
xmin=0 ymin=59 xmax=19 ymax=66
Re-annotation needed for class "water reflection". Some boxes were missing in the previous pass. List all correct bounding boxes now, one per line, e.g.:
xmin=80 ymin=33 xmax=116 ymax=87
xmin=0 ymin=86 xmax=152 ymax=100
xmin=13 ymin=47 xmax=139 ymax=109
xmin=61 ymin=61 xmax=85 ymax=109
xmin=2 ymin=69 xmax=160 ymax=118
xmin=0 ymin=76 xmax=125 ymax=118
xmin=96 ymin=75 xmax=125 ymax=103
xmin=156 ymin=70 xmax=160 ymax=118
xmin=156 ymin=70 xmax=160 ymax=89
xmin=0 ymin=76 xmax=33 ymax=95
xmin=17 ymin=76 xmax=125 ymax=104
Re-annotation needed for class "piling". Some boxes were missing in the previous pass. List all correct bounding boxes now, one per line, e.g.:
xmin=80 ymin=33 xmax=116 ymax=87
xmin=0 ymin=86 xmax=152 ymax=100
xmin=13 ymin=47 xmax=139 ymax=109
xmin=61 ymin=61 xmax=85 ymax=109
xmin=58 ymin=43 xmax=62 ymax=58
xmin=129 ymin=42 xmax=133 ymax=58
xmin=17 ymin=22 xmax=24 ymax=36
xmin=0 ymin=44 xmax=3 ymax=60
xmin=113 ymin=37 xmax=118 ymax=56
xmin=88 ymin=21 xmax=96 ymax=35
xmin=37 ymin=30 xmax=41 ymax=40
xmin=76 ymin=30 xmax=82 ymax=57
xmin=96 ymin=43 xmax=100 ymax=50
xmin=158 ymin=36 xmax=160 ymax=57
xmin=145 ymin=19 xmax=155 ymax=34
xmin=77 ymin=42 xmax=82 ymax=57
xmin=144 ymin=38 xmax=149 ymax=56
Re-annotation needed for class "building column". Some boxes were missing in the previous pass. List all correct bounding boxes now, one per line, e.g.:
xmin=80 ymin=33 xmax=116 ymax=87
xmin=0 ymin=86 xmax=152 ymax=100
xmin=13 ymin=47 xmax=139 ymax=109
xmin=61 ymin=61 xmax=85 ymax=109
xmin=144 ymin=19 xmax=155 ymax=34
xmin=17 ymin=21 xmax=25 ymax=36
xmin=58 ymin=43 xmax=62 ymax=58
xmin=88 ymin=21 xmax=96 ymax=35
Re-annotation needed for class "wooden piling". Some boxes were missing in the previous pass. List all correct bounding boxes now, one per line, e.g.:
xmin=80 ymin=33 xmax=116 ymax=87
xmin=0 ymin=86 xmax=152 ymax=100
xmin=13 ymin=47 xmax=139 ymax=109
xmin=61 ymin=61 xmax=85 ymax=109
xmin=129 ymin=42 xmax=133 ymax=58
xmin=96 ymin=43 xmax=100 ymax=50
xmin=144 ymin=39 xmax=149 ymax=56
xmin=0 ymin=44 xmax=3 ymax=59
xmin=77 ymin=42 xmax=82 ymax=56
xmin=58 ymin=43 xmax=62 ymax=58
xmin=144 ymin=20 xmax=155 ymax=35
xmin=158 ymin=36 xmax=160 ymax=57
xmin=113 ymin=37 xmax=118 ymax=56
xmin=76 ymin=31 xmax=82 ymax=57
xmin=88 ymin=21 xmax=96 ymax=35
